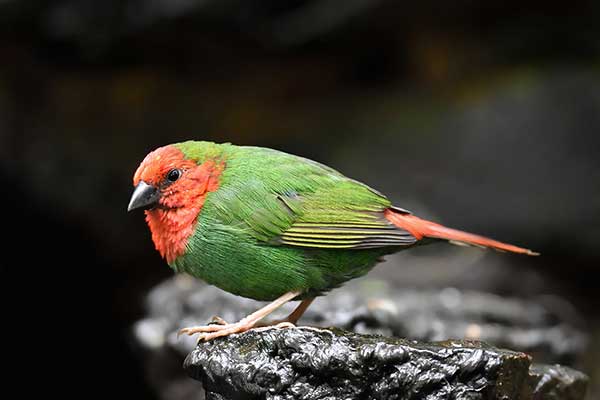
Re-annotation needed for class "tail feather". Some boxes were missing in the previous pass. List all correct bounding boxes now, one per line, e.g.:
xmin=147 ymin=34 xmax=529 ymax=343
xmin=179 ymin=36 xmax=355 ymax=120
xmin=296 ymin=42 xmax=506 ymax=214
xmin=383 ymin=209 xmax=539 ymax=256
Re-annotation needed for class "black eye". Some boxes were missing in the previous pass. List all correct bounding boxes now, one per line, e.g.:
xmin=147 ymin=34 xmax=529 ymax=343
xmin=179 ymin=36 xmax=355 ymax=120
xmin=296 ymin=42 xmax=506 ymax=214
xmin=166 ymin=169 xmax=181 ymax=182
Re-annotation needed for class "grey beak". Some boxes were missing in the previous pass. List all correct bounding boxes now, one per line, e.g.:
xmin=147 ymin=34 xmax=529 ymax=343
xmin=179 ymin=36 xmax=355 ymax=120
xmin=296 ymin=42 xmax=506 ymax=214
xmin=128 ymin=181 xmax=160 ymax=211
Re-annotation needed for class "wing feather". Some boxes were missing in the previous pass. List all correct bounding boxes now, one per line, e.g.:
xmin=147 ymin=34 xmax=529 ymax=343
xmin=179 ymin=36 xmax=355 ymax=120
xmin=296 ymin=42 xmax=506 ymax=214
xmin=213 ymin=146 xmax=418 ymax=250
xmin=277 ymin=219 xmax=417 ymax=249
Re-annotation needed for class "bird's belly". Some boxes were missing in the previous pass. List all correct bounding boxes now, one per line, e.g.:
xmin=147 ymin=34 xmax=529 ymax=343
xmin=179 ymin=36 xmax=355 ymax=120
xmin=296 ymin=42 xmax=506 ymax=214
xmin=172 ymin=235 xmax=386 ymax=301
xmin=172 ymin=237 xmax=310 ymax=301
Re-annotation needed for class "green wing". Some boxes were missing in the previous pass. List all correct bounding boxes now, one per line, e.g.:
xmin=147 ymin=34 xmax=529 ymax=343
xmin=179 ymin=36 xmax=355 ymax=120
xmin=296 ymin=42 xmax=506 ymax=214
xmin=209 ymin=146 xmax=417 ymax=250
xmin=276 ymin=191 xmax=416 ymax=249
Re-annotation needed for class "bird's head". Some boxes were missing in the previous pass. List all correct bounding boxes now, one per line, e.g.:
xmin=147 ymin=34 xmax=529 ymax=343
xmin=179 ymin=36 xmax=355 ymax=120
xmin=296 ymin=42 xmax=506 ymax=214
xmin=128 ymin=142 xmax=225 ymax=263
xmin=128 ymin=145 xmax=200 ymax=212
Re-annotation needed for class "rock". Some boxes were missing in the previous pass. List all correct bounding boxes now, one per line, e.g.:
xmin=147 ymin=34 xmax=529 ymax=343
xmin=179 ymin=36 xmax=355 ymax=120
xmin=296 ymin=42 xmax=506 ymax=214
xmin=132 ymin=276 xmax=589 ymax=400
xmin=529 ymin=364 xmax=589 ymax=400
xmin=184 ymin=327 xmax=588 ymax=400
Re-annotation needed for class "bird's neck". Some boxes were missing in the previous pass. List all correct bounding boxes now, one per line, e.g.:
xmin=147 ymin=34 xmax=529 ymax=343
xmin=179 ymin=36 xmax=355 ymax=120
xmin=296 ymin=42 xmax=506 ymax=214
xmin=145 ymin=159 xmax=224 ymax=264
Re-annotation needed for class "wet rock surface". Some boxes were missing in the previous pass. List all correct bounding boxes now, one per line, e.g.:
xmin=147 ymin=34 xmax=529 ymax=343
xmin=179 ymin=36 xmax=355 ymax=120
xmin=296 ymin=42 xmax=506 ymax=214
xmin=184 ymin=327 xmax=588 ymax=400
xmin=132 ymin=276 xmax=589 ymax=399
xmin=529 ymin=364 xmax=589 ymax=400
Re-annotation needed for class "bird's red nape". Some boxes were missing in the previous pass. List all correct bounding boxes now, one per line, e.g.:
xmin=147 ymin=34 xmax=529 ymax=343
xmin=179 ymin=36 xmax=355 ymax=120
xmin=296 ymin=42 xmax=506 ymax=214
xmin=133 ymin=145 xmax=225 ymax=263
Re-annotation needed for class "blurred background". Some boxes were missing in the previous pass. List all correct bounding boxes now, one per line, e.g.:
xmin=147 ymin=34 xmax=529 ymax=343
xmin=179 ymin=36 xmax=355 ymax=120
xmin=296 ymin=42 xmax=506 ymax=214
xmin=2 ymin=1 xmax=599 ymax=399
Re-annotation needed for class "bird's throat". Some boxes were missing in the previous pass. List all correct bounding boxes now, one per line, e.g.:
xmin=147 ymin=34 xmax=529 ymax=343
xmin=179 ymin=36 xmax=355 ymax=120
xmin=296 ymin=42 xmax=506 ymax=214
xmin=145 ymin=159 xmax=224 ymax=264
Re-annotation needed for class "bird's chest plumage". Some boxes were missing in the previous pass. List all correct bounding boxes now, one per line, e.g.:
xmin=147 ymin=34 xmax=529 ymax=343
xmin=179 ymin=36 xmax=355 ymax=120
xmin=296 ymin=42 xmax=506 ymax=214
xmin=169 ymin=205 xmax=309 ymax=300
xmin=145 ymin=207 xmax=201 ymax=264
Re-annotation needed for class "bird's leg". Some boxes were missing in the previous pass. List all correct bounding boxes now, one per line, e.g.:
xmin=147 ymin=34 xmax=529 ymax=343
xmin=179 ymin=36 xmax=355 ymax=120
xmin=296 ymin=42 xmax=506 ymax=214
xmin=178 ymin=290 xmax=302 ymax=341
xmin=259 ymin=297 xmax=314 ymax=326
xmin=284 ymin=297 xmax=315 ymax=324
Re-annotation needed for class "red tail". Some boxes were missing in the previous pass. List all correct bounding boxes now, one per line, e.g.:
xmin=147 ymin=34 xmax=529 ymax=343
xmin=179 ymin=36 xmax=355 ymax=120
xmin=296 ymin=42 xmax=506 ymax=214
xmin=384 ymin=209 xmax=539 ymax=255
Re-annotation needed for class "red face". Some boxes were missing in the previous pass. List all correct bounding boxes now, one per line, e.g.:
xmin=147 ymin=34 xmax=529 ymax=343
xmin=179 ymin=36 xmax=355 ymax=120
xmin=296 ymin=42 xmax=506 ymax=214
xmin=128 ymin=144 xmax=224 ymax=263
xmin=129 ymin=145 xmax=199 ymax=211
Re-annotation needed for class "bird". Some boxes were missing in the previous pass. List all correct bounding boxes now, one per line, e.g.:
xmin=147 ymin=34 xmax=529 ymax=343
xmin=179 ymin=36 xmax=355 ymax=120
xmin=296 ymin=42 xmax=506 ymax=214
xmin=128 ymin=141 xmax=538 ymax=341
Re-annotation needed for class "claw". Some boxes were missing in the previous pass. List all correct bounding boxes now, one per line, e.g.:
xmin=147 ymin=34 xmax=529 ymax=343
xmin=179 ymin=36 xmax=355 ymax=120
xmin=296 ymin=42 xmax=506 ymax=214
xmin=195 ymin=333 xmax=207 ymax=344
xmin=208 ymin=316 xmax=229 ymax=326
xmin=177 ymin=327 xmax=193 ymax=338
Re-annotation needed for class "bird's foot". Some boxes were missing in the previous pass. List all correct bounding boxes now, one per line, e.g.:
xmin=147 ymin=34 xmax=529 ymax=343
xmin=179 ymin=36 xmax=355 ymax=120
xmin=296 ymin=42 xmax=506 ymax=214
xmin=178 ymin=290 xmax=304 ymax=342
xmin=179 ymin=313 xmax=279 ymax=341
xmin=178 ymin=318 xmax=253 ymax=341
xmin=178 ymin=319 xmax=296 ymax=342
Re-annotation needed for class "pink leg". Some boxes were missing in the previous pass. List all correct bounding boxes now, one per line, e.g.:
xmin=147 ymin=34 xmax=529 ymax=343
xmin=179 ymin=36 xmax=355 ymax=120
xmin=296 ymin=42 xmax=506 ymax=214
xmin=264 ymin=297 xmax=314 ymax=325
xmin=179 ymin=290 xmax=302 ymax=341
xmin=285 ymin=297 xmax=314 ymax=324
xmin=253 ymin=297 xmax=315 ymax=332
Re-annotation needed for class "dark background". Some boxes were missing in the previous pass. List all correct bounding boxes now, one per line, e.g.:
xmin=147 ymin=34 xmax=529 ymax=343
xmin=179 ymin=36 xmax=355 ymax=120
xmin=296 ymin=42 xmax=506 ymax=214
xmin=2 ymin=1 xmax=599 ymax=398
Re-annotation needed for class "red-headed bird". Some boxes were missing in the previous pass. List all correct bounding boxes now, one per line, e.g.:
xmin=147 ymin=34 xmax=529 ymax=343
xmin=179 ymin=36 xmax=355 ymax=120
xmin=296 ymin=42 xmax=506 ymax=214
xmin=128 ymin=141 xmax=537 ymax=341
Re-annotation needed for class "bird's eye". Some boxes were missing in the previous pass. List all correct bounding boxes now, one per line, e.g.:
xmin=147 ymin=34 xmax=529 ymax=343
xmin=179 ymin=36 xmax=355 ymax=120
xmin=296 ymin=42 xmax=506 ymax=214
xmin=166 ymin=169 xmax=181 ymax=182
